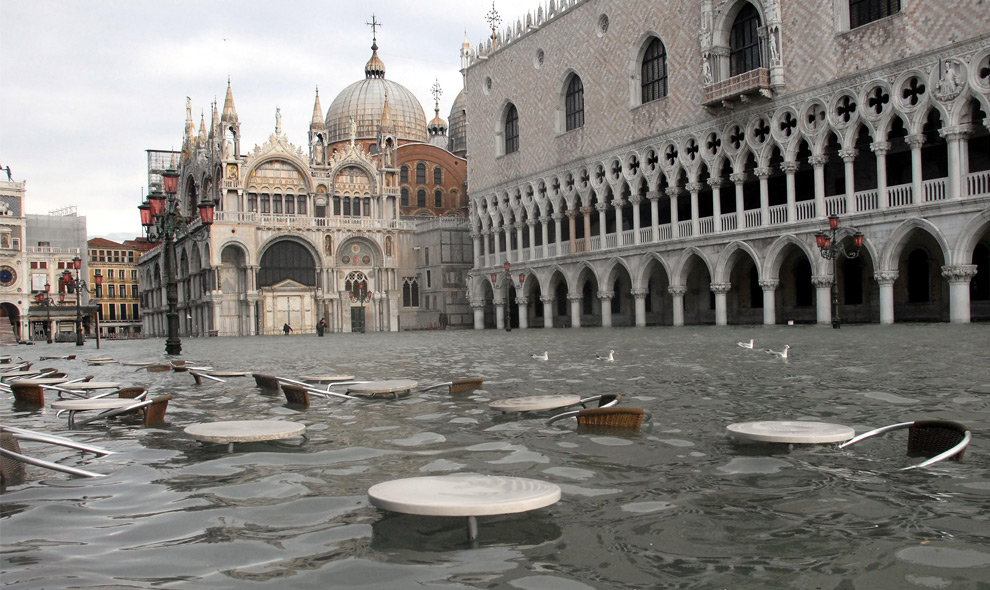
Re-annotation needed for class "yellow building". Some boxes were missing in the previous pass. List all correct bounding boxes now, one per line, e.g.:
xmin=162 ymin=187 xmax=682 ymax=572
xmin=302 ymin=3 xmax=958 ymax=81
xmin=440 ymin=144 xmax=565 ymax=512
xmin=88 ymin=237 xmax=155 ymax=338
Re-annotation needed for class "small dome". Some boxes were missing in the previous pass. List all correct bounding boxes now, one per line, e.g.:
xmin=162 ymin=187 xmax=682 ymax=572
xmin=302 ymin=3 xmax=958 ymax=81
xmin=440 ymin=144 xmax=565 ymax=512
xmin=448 ymin=89 xmax=467 ymax=156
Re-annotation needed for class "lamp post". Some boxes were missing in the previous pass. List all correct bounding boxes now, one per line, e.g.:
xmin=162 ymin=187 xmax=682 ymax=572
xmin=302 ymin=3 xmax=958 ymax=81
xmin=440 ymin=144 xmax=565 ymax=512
xmin=60 ymin=257 xmax=88 ymax=346
xmin=815 ymin=214 xmax=864 ymax=329
xmin=93 ymin=270 xmax=103 ymax=349
xmin=372 ymin=290 xmax=384 ymax=332
xmin=490 ymin=261 xmax=525 ymax=332
xmin=138 ymin=163 xmax=216 ymax=355
xmin=34 ymin=281 xmax=55 ymax=343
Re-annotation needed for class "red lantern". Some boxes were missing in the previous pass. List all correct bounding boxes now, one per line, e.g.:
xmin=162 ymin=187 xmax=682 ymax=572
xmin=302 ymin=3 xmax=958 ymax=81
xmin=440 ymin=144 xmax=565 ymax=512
xmin=138 ymin=201 xmax=152 ymax=227
xmin=94 ymin=270 xmax=103 ymax=286
xmin=59 ymin=292 xmax=66 ymax=304
xmin=35 ymin=293 xmax=44 ymax=304
xmin=828 ymin=215 xmax=839 ymax=230
xmin=503 ymin=261 xmax=511 ymax=272
xmin=815 ymin=233 xmax=827 ymax=249
xmin=198 ymin=200 xmax=216 ymax=225
xmin=519 ymin=273 xmax=526 ymax=284
xmin=490 ymin=273 xmax=498 ymax=284
xmin=44 ymin=282 xmax=51 ymax=293
xmin=72 ymin=256 xmax=82 ymax=270
xmin=149 ymin=191 xmax=166 ymax=217
xmin=853 ymin=232 xmax=864 ymax=248
xmin=162 ymin=166 xmax=180 ymax=195
xmin=61 ymin=269 xmax=72 ymax=287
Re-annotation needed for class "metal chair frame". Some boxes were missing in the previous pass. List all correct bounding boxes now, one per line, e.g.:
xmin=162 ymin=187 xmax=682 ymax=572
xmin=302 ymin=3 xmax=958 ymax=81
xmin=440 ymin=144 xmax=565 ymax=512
xmin=838 ymin=420 xmax=971 ymax=470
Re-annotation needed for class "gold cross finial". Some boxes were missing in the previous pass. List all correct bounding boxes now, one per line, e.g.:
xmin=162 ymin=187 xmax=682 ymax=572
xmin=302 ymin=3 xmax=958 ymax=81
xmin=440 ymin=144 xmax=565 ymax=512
xmin=431 ymin=78 xmax=443 ymax=104
xmin=367 ymin=14 xmax=381 ymax=40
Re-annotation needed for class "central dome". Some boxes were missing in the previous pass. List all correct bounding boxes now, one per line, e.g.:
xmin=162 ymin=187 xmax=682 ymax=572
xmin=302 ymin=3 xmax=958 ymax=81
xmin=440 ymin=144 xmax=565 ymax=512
xmin=324 ymin=39 xmax=427 ymax=144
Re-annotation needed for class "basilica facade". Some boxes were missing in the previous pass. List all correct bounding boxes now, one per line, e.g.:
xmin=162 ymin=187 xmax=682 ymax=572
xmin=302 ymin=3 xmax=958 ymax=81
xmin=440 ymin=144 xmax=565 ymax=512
xmin=139 ymin=35 xmax=472 ymax=337
xmin=462 ymin=0 xmax=990 ymax=328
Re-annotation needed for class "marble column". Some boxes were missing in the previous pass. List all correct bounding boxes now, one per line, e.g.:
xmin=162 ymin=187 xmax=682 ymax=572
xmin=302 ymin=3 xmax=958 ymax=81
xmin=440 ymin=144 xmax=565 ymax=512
xmin=905 ymin=134 xmax=926 ymax=204
xmin=567 ymin=209 xmax=578 ymax=253
xmin=839 ymin=148 xmax=858 ymax=214
xmin=552 ymin=213 xmax=563 ymax=254
xmin=708 ymin=178 xmax=723 ymax=232
xmin=668 ymin=285 xmax=686 ymax=327
xmin=515 ymin=221 xmax=525 ymax=263
xmin=871 ymin=141 xmax=890 ymax=210
xmin=686 ymin=182 xmax=703 ymax=236
xmin=541 ymin=295 xmax=554 ymax=328
xmin=470 ymin=231 xmax=481 ymax=268
xmin=666 ymin=187 xmax=680 ymax=238
xmin=730 ymin=173 xmax=746 ymax=229
xmin=941 ymin=126 xmax=971 ymax=200
xmin=568 ymin=294 xmax=582 ymax=328
xmin=482 ymin=229 xmax=491 ymax=268
xmin=942 ymin=265 xmax=978 ymax=323
xmin=809 ymin=155 xmax=828 ymax=219
xmin=517 ymin=295 xmax=529 ymax=329
xmin=581 ymin=206 xmax=593 ymax=252
xmin=781 ymin=161 xmax=798 ymax=221
xmin=629 ymin=194 xmax=642 ymax=245
xmin=812 ymin=275 xmax=833 ymax=326
xmin=759 ymin=279 xmax=779 ymax=325
xmin=648 ymin=190 xmax=660 ymax=241
xmin=599 ymin=290 xmax=614 ymax=327
xmin=596 ymin=202 xmax=608 ymax=247
xmin=711 ymin=282 xmax=731 ymax=326
xmin=631 ymin=288 xmax=647 ymax=327
xmin=874 ymin=270 xmax=899 ymax=325
xmin=472 ymin=301 xmax=485 ymax=330
xmin=755 ymin=167 xmax=771 ymax=227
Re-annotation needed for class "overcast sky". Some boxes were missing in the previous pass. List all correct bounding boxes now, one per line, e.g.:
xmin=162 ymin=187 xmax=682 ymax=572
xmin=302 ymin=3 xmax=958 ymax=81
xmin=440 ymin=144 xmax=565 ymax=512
xmin=1 ymin=0 xmax=536 ymax=242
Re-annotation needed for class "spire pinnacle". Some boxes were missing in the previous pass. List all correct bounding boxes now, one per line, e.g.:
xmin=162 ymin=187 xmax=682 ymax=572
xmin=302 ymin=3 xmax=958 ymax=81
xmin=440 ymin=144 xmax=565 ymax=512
xmin=364 ymin=15 xmax=385 ymax=78
xmin=221 ymin=78 xmax=238 ymax=124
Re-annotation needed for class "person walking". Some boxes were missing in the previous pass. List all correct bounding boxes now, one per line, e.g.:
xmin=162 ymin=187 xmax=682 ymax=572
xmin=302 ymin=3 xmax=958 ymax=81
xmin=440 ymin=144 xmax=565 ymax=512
xmin=317 ymin=318 xmax=326 ymax=337
xmin=282 ymin=323 xmax=292 ymax=335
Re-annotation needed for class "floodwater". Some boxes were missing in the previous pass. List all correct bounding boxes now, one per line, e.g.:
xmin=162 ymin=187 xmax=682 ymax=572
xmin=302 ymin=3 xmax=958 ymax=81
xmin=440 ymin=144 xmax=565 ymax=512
xmin=2 ymin=324 xmax=989 ymax=589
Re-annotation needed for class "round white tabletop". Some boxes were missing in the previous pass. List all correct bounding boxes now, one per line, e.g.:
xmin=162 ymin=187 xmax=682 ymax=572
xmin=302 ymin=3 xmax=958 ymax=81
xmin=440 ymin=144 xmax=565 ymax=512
xmin=489 ymin=394 xmax=581 ymax=413
xmin=368 ymin=473 xmax=561 ymax=517
xmin=61 ymin=382 xmax=121 ymax=391
xmin=208 ymin=371 xmax=251 ymax=377
xmin=51 ymin=398 xmax=136 ymax=411
xmin=726 ymin=421 xmax=855 ymax=444
xmin=1 ymin=370 xmax=41 ymax=379
xmin=348 ymin=379 xmax=417 ymax=396
xmin=184 ymin=420 xmax=306 ymax=445
xmin=300 ymin=374 xmax=355 ymax=383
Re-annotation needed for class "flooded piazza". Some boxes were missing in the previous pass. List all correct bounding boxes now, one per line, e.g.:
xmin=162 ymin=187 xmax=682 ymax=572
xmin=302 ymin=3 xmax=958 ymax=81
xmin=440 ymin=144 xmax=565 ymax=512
xmin=2 ymin=323 xmax=989 ymax=589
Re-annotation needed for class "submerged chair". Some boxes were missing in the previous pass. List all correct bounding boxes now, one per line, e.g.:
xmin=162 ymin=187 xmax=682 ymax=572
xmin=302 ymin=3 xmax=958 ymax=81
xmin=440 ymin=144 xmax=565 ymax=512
xmin=419 ymin=378 xmax=484 ymax=394
xmin=11 ymin=382 xmax=45 ymax=406
xmin=70 ymin=394 xmax=173 ymax=428
xmin=1 ymin=425 xmax=113 ymax=481
xmin=281 ymin=384 xmax=311 ymax=407
xmin=280 ymin=379 xmax=358 ymax=406
xmin=546 ymin=395 xmax=649 ymax=432
xmin=253 ymin=373 xmax=281 ymax=390
xmin=839 ymin=420 xmax=971 ymax=470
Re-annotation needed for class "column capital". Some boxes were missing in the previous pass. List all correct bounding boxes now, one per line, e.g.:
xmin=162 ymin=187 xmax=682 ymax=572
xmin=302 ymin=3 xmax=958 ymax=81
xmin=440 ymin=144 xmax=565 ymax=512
xmin=709 ymin=282 xmax=732 ymax=294
xmin=667 ymin=285 xmax=687 ymax=296
xmin=753 ymin=167 xmax=772 ymax=178
xmin=628 ymin=194 xmax=643 ymax=206
xmin=905 ymin=133 xmax=926 ymax=149
xmin=808 ymin=155 xmax=828 ymax=167
xmin=597 ymin=290 xmax=614 ymax=300
xmin=707 ymin=177 xmax=725 ymax=188
xmin=580 ymin=206 xmax=593 ymax=215
xmin=729 ymin=172 xmax=747 ymax=184
xmin=939 ymin=124 xmax=972 ymax=141
xmin=553 ymin=212 xmax=565 ymax=222
xmin=540 ymin=215 xmax=551 ymax=224
xmin=595 ymin=202 xmax=609 ymax=213
xmin=540 ymin=295 xmax=555 ymax=304
xmin=630 ymin=288 xmax=648 ymax=298
xmin=470 ymin=231 xmax=481 ymax=239
xmin=811 ymin=275 xmax=834 ymax=288
xmin=566 ymin=294 xmax=583 ymax=302
xmin=647 ymin=190 xmax=661 ymax=200
xmin=940 ymin=264 xmax=978 ymax=283
xmin=566 ymin=209 xmax=579 ymax=219
xmin=665 ymin=187 xmax=681 ymax=197
xmin=471 ymin=300 xmax=487 ymax=310
xmin=873 ymin=270 xmax=899 ymax=285
xmin=838 ymin=148 xmax=858 ymax=161
xmin=516 ymin=296 xmax=529 ymax=305
xmin=758 ymin=279 xmax=780 ymax=291
xmin=870 ymin=141 xmax=891 ymax=155
xmin=526 ymin=218 xmax=538 ymax=227
xmin=685 ymin=182 xmax=705 ymax=193
xmin=780 ymin=161 xmax=799 ymax=174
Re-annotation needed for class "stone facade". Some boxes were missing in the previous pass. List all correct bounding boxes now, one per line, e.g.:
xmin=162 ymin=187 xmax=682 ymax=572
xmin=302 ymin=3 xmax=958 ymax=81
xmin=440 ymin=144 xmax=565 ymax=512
xmin=462 ymin=0 xmax=990 ymax=327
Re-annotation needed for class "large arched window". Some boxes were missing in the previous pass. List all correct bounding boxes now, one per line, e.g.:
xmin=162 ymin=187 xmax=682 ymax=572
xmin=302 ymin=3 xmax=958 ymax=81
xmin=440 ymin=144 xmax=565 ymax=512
xmin=434 ymin=189 xmax=443 ymax=208
xmin=416 ymin=163 xmax=426 ymax=184
xmin=417 ymin=189 xmax=426 ymax=207
xmin=400 ymin=166 xmax=409 ymax=183
xmin=504 ymin=103 xmax=519 ymax=154
xmin=729 ymin=3 xmax=761 ymax=77
xmin=433 ymin=166 xmax=442 ymax=185
xmin=258 ymin=241 xmax=316 ymax=287
xmin=565 ymin=75 xmax=585 ymax=131
xmin=400 ymin=188 xmax=409 ymax=207
xmin=850 ymin=0 xmax=900 ymax=29
xmin=641 ymin=38 xmax=668 ymax=104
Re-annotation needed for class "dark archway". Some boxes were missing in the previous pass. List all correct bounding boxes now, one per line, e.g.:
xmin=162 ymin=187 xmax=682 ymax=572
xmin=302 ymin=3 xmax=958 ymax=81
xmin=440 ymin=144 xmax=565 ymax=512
xmin=258 ymin=241 xmax=316 ymax=287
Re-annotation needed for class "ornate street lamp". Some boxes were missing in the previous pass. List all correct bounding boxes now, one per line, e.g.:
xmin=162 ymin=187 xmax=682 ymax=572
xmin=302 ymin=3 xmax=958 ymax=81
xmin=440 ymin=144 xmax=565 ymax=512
xmin=93 ymin=270 xmax=103 ymax=349
xmin=34 ymin=281 xmax=55 ymax=343
xmin=348 ymin=280 xmax=372 ymax=333
xmin=59 ymin=257 xmax=88 ymax=346
xmin=815 ymin=214 xmax=864 ymax=329
xmin=138 ymin=162 xmax=215 ymax=355
xmin=491 ymin=260 xmax=524 ymax=332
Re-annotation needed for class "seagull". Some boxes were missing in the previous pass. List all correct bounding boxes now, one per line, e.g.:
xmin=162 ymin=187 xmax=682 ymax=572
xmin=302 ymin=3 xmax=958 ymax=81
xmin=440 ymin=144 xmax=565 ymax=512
xmin=764 ymin=345 xmax=791 ymax=359
xmin=737 ymin=339 xmax=754 ymax=349
xmin=596 ymin=350 xmax=615 ymax=362
xmin=531 ymin=351 xmax=549 ymax=361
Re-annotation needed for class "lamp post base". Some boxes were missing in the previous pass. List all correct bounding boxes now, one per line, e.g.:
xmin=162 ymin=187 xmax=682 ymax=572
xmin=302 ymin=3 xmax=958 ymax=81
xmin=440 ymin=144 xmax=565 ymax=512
xmin=831 ymin=319 xmax=840 ymax=329
xmin=165 ymin=339 xmax=182 ymax=356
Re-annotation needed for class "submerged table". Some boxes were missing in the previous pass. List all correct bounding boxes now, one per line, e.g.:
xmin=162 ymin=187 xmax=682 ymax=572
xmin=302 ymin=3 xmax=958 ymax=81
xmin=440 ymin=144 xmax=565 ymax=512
xmin=184 ymin=420 xmax=307 ymax=452
xmin=489 ymin=394 xmax=581 ymax=413
xmin=347 ymin=379 xmax=417 ymax=399
xmin=299 ymin=374 xmax=355 ymax=383
xmin=50 ymin=398 xmax=137 ymax=427
xmin=60 ymin=382 xmax=121 ymax=391
xmin=368 ymin=473 xmax=561 ymax=542
xmin=726 ymin=421 xmax=855 ymax=444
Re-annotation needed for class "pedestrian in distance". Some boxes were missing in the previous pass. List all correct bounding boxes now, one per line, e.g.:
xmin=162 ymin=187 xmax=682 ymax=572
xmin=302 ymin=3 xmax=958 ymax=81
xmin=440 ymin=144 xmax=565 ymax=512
xmin=283 ymin=323 xmax=292 ymax=335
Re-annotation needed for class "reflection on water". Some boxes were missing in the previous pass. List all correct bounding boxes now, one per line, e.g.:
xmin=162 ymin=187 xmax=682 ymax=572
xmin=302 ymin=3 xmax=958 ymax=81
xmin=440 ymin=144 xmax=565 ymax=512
xmin=2 ymin=324 xmax=989 ymax=589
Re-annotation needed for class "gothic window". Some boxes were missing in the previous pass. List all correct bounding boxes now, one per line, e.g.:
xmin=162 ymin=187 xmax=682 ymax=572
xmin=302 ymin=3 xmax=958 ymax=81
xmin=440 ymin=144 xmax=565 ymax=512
xmin=297 ymin=196 xmax=307 ymax=215
xmin=248 ymin=193 xmax=258 ymax=212
xmin=401 ymin=187 xmax=409 ymax=207
xmin=272 ymin=195 xmax=283 ymax=214
xmin=400 ymin=165 xmax=409 ymax=183
xmin=285 ymin=196 xmax=295 ymax=214
xmin=417 ymin=189 xmax=427 ymax=207
xmin=434 ymin=189 xmax=443 ymax=208
xmin=333 ymin=196 xmax=341 ymax=215
xmin=565 ymin=74 xmax=585 ymax=131
xmin=416 ymin=163 xmax=426 ymax=184
xmin=261 ymin=194 xmax=271 ymax=214
xmin=641 ymin=37 xmax=668 ymax=104
xmin=402 ymin=277 xmax=419 ymax=307
xmin=504 ymin=103 xmax=519 ymax=154
xmin=850 ymin=0 xmax=900 ymax=29
xmin=258 ymin=240 xmax=316 ymax=287
xmin=729 ymin=3 xmax=761 ymax=77
xmin=433 ymin=166 xmax=442 ymax=185
xmin=343 ymin=197 xmax=351 ymax=216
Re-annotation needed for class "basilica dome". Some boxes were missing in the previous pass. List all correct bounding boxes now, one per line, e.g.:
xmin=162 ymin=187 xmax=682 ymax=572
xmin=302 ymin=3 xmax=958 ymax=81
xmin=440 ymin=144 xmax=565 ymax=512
xmin=447 ymin=89 xmax=467 ymax=156
xmin=325 ymin=39 xmax=427 ymax=144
